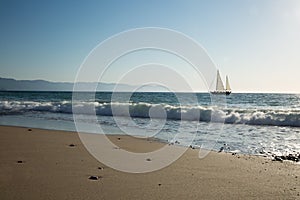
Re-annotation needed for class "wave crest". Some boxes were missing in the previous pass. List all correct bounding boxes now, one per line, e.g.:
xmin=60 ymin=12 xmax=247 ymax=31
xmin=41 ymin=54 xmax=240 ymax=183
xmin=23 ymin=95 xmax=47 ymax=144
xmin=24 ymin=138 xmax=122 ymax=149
xmin=1 ymin=100 xmax=300 ymax=127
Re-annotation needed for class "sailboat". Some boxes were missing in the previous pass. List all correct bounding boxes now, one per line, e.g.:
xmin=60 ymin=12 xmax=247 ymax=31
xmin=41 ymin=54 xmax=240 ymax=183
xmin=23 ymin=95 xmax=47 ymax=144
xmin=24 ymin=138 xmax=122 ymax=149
xmin=211 ymin=70 xmax=231 ymax=95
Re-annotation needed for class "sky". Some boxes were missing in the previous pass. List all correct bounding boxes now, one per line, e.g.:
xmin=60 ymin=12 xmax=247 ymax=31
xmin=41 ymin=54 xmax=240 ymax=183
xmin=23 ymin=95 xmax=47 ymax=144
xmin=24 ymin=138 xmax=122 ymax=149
xmin=0 ymin=0 xmax=300 ymax=93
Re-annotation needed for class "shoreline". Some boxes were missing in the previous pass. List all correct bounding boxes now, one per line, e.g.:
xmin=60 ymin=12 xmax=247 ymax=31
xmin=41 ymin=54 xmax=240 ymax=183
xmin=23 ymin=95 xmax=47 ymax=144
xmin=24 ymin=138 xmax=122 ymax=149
xmin=0 ymin=125 xmax=299 ymax=199
xmin=2 ymin=124 xmax=299 ymax=163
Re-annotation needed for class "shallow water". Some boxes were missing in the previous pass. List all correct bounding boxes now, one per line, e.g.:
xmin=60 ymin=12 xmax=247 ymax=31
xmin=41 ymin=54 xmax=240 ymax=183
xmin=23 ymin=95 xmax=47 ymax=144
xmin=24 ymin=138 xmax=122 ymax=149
xmin=0 ymin=91 xmax=300 ymax=156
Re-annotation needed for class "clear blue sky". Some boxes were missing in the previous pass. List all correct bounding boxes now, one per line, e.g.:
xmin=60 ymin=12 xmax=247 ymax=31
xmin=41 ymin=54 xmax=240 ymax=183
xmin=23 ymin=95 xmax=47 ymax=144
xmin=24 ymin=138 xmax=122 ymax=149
xmin=0 ymin=0 xmax=300 ymax=93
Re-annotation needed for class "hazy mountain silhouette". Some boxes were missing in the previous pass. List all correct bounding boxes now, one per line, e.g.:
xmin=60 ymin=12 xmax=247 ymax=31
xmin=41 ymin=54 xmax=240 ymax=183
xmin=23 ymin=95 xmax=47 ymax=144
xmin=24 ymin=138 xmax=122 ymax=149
xmin=0 ymin=77 xmax=134 ymax=91
xmin=0 ymin=77 xmax=167 ymax=92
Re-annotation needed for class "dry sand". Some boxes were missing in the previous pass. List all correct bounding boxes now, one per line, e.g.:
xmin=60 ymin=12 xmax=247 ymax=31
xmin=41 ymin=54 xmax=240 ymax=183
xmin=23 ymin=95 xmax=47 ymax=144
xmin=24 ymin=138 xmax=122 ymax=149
xmin=0 ymin=125 xmax=299 ymax=200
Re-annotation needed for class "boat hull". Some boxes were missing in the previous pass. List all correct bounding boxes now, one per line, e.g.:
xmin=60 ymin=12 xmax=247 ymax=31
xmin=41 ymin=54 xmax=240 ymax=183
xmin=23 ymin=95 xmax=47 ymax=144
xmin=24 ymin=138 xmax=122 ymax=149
xmin=211 ymin=91 xmax=231 ymax=95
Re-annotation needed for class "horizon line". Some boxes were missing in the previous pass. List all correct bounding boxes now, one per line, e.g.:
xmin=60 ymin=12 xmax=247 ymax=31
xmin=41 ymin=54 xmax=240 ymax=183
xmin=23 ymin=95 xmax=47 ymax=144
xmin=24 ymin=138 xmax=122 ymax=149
xmin=1 ymin=77 xmax=299 ymax=94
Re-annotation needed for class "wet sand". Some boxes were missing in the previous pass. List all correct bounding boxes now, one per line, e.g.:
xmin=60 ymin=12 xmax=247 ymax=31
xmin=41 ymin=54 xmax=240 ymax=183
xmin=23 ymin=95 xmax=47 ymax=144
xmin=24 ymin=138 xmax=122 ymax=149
xmin=0 ymin=125 xmax=299 ymax=199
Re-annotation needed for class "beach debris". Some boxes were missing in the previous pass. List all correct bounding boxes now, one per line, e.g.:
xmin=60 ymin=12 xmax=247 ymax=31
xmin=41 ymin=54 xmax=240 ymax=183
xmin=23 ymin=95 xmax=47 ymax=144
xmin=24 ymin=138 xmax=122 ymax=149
xmin=17 ymin=160 xmax=24 ymax=164
xmin=218 ymin=147 xmax=224 ymax=152
xmin=272 ymin=153 xmax=300 ymax=163
xmin=229 ymin=150 xmax=240 ymax=155
xmin=69 ymin=144 xmax=76 ymax=147
xmin=146 ymin=158 xmax=151 ymax=161
xmin=287 ymin=154 xmax=299 ymax=162
xmin=218 ymin=144 xmax=230 ymax=153
xmin=158 ymin=183 xmax=161 ymax=186
xmin=189 ymin=145 xmax=200 ymax=149
xmin=169 ymin=140 xmax=180 ymax=145
xmin=98 ymin=167 xmax=104 ymax=170
xmin=117 ymin=137 xmax=121 ymax=140
xmin=28 ymin=129 xmax=32 ymax=131
xmin=273 ymin=156 xmax=283 ymax=162
xmin=256 ymin=147 xmax=266 ymax=155
xmin=88 ymin=175 xmax=102 ymax=180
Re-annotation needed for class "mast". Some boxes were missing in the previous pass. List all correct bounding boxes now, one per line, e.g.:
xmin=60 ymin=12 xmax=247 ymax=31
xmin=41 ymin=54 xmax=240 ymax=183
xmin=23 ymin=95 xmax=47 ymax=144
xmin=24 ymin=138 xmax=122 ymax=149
xmin=216 ymin=70 xmax=225 ymax=91
xmin=226 ymin=75 xmax=231 ymax=91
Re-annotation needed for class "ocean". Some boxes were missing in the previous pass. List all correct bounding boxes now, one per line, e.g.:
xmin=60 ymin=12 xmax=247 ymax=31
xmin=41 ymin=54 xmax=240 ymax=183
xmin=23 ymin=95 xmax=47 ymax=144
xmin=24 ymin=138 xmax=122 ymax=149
xmin=0 ymin=91 xmax=300 ymax=158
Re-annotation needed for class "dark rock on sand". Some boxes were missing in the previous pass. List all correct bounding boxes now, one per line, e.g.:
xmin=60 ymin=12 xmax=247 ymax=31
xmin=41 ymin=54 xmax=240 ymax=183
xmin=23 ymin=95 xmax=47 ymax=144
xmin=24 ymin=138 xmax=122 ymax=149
xmin=218 ymin=144 xmax=230 ymax=153
xmin=218 ymin=147 xmax=224 ymax=153
xmin=89 ymin=175 xmax=101 ymax=180
xmin=286 ymin=154 xmax=299 ymax=162
xmin=69 ymin=144 xmax=76 ymax=147
xmin=272 ymin=153 xmax=300 ymax=162
xmin=170 ymin=140 xmax=180 ymax=145
xmin=273 ymin=156 xmax=283 ymax=162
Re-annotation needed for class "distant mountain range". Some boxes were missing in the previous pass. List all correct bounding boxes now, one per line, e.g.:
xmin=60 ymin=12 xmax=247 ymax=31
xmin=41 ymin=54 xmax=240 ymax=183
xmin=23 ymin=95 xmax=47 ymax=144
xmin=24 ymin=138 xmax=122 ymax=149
xmin=0 ymin=77 xmax=131 ymax=91
xmin=0 ymin=77 xmax=167 ymax=92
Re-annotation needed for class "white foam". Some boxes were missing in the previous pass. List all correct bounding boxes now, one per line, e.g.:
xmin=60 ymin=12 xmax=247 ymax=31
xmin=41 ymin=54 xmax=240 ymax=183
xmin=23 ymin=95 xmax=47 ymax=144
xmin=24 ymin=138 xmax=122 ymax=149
xmin=1 ymin=100 xmax=300 ymax=127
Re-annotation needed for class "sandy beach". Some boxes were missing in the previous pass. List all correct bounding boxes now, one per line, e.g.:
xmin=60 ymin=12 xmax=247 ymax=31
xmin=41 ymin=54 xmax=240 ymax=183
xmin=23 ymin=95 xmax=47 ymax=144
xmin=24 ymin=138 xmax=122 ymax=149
xmin=0 ymin=125 xmax=299 ymax=200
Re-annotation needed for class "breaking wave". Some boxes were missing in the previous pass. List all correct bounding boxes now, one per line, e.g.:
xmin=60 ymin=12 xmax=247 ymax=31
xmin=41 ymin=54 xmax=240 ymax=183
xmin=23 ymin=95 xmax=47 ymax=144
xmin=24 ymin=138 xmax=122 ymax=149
xmin=1 ymin=100 xmax=300 ymax=127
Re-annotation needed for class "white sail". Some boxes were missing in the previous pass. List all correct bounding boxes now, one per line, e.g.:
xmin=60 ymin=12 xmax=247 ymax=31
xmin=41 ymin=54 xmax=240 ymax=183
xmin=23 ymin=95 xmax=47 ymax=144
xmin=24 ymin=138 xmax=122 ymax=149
xmin=216 ymin=70 xmax=225 ymax=91
xmin=211 ymin=70 xmax=231 ymax=95
xmin=226 ymin=75 xmax=231 ymax=91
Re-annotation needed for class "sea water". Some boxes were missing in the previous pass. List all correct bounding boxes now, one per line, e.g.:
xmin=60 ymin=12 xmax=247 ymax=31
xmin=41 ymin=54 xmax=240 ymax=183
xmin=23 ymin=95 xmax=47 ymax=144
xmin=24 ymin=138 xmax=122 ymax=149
xmin=0 ymin=91 xmax=300 ymax=156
